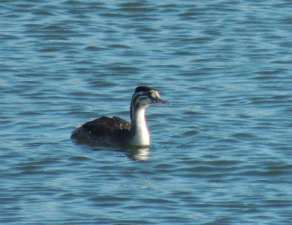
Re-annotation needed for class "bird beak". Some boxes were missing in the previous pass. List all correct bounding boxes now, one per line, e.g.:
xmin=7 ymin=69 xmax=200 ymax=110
xmin=155 ymin=98 xmax=171 ymax=105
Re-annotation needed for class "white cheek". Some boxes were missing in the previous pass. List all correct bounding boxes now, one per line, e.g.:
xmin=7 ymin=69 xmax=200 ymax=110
xmin=151 ymin=93 xmax=156 ymax=99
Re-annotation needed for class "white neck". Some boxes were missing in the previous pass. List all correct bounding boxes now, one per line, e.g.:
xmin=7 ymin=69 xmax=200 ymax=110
xmin=130 ymin=107 xmax=150 ymax=146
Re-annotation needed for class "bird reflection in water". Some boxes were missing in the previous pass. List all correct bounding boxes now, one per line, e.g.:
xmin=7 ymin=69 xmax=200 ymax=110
xmin=74 ymin=140 xmax=150 ymax=161
xmin=125 ymin=147 xmax=149 ymax=161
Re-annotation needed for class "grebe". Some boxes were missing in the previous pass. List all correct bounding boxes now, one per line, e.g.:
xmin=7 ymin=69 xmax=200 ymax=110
xmin=71 ymin=86 xmax=170 ymax=146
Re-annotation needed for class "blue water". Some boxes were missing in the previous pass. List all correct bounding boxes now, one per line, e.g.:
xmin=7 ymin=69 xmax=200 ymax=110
xmin=1 ymin=1 xmax=292 ymax=224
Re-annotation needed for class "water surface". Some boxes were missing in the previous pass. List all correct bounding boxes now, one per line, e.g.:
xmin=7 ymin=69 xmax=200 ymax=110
xmin=1 ymin=0 xmax=292 ymax=224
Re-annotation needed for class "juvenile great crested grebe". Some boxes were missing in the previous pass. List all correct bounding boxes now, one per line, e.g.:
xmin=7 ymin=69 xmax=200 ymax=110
xmin=71 ymin=86 xmax=170 ymax=146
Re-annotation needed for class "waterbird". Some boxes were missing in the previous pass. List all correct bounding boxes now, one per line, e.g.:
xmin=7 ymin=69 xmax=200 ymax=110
xmin=71 ymin=86 xmax=170 ymax=146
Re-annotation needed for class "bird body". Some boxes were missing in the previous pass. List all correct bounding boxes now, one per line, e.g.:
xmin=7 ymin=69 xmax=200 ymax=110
xmin=72 ymin=116 xmax=131 ymax=145
xmin=71 ymin=86 xmax=170 ymax=146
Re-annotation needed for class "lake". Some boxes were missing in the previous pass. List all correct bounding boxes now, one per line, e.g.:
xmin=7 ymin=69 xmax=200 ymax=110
xmin=1 ymin=0 xmax=292 ymax=224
